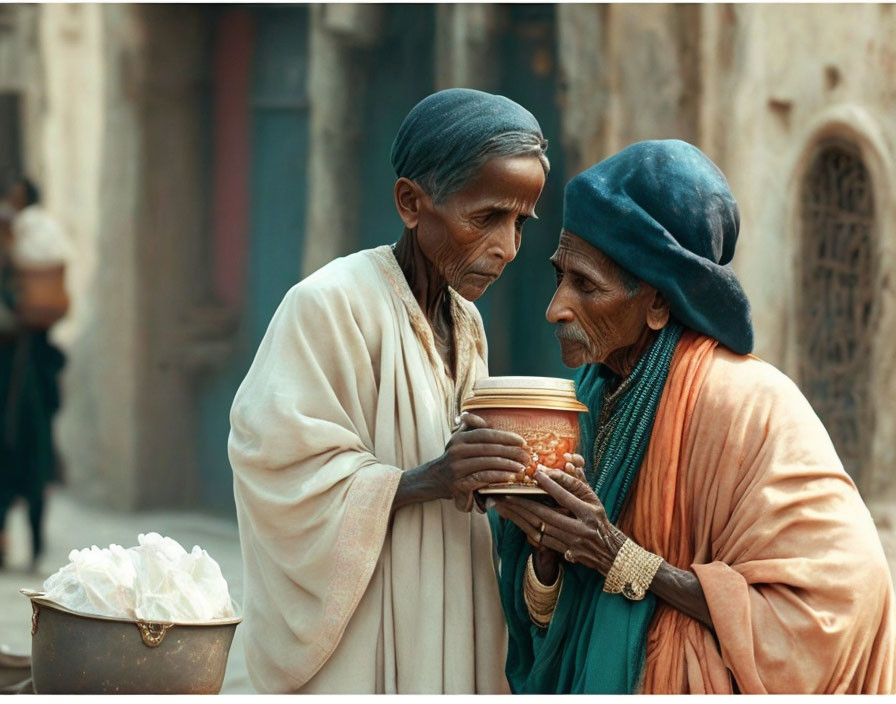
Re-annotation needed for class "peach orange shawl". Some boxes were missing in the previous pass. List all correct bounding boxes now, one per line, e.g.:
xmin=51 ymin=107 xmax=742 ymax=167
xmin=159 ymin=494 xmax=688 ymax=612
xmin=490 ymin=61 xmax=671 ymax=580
xmin=620 ymin=330 xmax=895 ymax=693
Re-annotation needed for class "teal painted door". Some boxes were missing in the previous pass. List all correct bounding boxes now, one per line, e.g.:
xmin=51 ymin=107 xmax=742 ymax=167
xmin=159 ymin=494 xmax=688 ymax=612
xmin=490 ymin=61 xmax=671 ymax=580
xmin=245 ymin=7 xmax=310 ymax=346
xmin=197 ymin=7 xmax=310 ymax=513
xmin=355 ymin=5 xmax=567 ymax=379
xmin=477 ymin=5 xmax=570 ymax=380
xmin=357 ymin=5 xmax=436 ymax=251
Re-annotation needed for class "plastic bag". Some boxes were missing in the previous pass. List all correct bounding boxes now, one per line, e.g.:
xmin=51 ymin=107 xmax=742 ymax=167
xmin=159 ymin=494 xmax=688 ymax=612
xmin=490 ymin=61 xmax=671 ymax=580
xmin=41 ymin=533 xmax=234 ymax=622
xmin=42 ymin=543 xmax=137 ymax=619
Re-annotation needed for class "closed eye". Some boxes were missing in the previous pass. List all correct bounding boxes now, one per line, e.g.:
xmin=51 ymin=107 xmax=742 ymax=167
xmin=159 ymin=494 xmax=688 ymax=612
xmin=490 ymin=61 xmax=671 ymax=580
xmin=471 ymin=213 xmax=494 ymax=228
xmin=575 ymin=275 xmax=597 ymax=294
xmin=554 ymin=264 xmax=599 ymax=294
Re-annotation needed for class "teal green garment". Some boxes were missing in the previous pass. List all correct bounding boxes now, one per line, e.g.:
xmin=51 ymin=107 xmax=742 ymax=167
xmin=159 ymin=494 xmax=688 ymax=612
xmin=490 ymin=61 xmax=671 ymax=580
xmin=489 ymin=322 xmax=683 ymax=693
xmin=489 ymin=514 xmax=657 ymax=693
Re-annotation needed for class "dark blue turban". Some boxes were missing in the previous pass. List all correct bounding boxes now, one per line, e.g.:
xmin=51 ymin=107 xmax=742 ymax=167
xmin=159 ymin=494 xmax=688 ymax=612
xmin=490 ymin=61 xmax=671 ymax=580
xmin=390 ymin=88 xmax=543 ymax=200
xmin=563 ymin=139 xmax=754 ymax=354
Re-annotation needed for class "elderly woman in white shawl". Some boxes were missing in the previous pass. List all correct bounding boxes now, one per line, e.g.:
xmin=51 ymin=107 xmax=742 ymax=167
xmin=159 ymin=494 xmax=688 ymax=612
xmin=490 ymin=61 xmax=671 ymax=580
xmin=228 ymin=89 xmax=550 ymax=693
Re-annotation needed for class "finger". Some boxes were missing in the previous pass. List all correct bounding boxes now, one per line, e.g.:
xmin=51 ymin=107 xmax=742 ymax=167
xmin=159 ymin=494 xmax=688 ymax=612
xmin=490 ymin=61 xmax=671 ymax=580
xmin=497 ymin=502 xmax=575 ymax=553
xmin=563 ymin=452 xmax=586 ymax=470
xmin=454 ymin=490 xmax=475 ymax=513
xmin=457 ymin=412 xmax=488 ymax=430
xmin=463 ymin=471 xmax=524 ymax=493
xmin=543 ymin=467 xmax=595 ymax=500
xmin=561 ymin=453 xmax=587 ymax=479
xmin=472 ymin=491 xmax=489 ymax=514
xmin=451 ymin=442 xmax=530 ymax=464
xmin=544 ymin=466 xmax=587 ymax=491
xmin=565 ymin=452 xmax=586 ymax=467
xmin=527 ymin=472 xmax=595 ymax=522
xmin=501 ymin=496 xmax=590 ymax=537
xmin=453 ymin=457 xmax=527 ymax=477
xmin=453 ymin=427 xmax=527 ymax=448
xmin=494 ymin=499 xmax=538 ymax=532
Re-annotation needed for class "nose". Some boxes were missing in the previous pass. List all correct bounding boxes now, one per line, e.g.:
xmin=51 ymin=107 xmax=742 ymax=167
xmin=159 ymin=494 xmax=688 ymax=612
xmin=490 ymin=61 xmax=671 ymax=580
xmin=546 ymin=287 xmax=573 ymax=324
xmin=488 ymin=219 xmax=519 ymax=265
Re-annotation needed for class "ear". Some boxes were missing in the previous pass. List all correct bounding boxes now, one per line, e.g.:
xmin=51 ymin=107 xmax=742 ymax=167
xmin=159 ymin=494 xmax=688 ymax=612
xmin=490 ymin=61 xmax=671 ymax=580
xmin=645 ymin=288 xmax=671 ymax=331
xmin=394 ymin=177 xmax=427 ymax=230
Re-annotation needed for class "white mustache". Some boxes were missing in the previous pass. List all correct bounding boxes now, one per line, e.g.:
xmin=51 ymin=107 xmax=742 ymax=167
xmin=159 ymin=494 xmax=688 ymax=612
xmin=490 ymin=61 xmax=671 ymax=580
xmin=554 ymin=322 xmax=592 ymax=348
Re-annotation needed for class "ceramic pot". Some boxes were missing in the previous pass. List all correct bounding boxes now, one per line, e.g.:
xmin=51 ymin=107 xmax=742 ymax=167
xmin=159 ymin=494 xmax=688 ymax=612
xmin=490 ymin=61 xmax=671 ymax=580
xmin=462 ymin=376 xmax=587 ymax=486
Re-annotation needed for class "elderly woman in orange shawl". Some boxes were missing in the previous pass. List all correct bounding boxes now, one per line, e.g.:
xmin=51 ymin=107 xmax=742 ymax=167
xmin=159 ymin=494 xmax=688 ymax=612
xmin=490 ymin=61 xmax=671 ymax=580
xmin=488 ymin=139 xmax=895 ymax=694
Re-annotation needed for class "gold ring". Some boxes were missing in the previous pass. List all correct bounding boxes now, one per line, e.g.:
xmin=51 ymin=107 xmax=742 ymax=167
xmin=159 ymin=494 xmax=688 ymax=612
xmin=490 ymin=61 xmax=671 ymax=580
xmin=564 ymin=549 xmax=575 ymax=563
xmin=537 ymin=521 xmax=546 ymax=546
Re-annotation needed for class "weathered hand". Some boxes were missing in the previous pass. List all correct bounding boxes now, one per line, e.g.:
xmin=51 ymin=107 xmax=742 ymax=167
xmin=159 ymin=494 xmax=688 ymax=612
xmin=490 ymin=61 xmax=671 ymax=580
xmin=492 ymin=455 xmax=587 ymax=557
xmin=428 ymin=412 xmax=529 ymax=512
xmin=535 ymin=453 xmax=593 ymax=504
xmin=494 ymin=468 xmax=626 ymax=575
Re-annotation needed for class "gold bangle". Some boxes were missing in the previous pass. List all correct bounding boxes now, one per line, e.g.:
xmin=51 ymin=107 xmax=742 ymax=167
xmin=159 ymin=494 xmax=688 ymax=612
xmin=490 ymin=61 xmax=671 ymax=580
xmin=523 ymin=554 xmax=563 ymax=627
xmin=602 ymin=538 xmax=663 ymax=601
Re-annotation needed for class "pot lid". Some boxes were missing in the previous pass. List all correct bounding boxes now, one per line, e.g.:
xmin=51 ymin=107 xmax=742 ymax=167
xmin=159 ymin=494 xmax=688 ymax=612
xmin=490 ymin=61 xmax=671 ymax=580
xmin=463 ymin=376 xmax=588 ymax=412
xmin=471 ymin=376 xmax=576 ymax=392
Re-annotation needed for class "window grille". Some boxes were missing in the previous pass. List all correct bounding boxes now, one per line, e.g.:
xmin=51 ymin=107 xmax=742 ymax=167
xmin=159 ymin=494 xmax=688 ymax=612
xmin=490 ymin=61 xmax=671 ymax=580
xmin=799 ymin=141 xmax=876 ymax=480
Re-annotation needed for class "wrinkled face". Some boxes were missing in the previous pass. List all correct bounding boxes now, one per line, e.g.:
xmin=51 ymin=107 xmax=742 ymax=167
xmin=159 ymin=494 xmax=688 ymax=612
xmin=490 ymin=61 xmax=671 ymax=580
xmin=547 ymin=231 xmax=656 ymax=369
xmin=415 ymin=155 xmax=546 ymax=301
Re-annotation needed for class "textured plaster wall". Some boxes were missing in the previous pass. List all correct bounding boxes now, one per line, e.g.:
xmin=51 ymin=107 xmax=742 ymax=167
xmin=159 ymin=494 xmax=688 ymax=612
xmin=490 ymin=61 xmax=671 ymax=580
xmin=27 ymin=6 xmax=213 ymax=509
xmin=558 ymin=4 xmax=896 ymax=496
xmin=704 ymin=4 xmax=896 ymax=497
xmin=29 ymin=5 xmax=142 ymax=508
xmin=130 ymin=5 xmax=209 ymax=508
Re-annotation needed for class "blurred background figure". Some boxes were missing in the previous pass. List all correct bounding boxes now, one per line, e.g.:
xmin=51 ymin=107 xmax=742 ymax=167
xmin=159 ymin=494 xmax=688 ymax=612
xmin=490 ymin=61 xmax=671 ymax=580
xmin=0 ymin=176 xmax=70 ymax=570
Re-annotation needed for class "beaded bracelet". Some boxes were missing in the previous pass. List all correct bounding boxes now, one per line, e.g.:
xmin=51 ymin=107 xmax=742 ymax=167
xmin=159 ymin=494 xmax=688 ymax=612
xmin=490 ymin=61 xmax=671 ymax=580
xmin=602 ymin=538 xmax=663 ymax=601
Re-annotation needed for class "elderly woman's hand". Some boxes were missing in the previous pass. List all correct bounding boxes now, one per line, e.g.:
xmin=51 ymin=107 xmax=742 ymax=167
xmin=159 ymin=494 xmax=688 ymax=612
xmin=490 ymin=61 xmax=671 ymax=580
xmin=493 ymin=466 xmax=626 ymax=576
xmin=391 ymin=412 xmax=529 ymax=516
xmin=429 ymin=412 xmax=530 ymax=512
xmin=484 ymin=453 xmax=584 ymax=584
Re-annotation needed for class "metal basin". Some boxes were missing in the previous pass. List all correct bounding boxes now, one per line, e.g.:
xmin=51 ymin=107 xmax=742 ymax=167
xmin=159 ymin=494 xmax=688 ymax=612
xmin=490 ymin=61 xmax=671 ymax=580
xmin=21 ymin=590 xmax=241 ymax=694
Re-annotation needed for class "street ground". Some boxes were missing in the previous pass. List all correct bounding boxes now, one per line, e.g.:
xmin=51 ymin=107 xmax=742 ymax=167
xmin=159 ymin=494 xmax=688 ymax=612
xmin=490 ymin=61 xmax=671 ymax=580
xmin=1 ymin=486 xmax=896 ymax=694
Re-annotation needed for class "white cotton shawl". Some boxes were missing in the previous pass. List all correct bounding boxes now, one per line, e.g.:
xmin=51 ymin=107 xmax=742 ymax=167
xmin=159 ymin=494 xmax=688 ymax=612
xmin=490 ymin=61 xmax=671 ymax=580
xmin=228 ymin=246 xmax=510 ymax=693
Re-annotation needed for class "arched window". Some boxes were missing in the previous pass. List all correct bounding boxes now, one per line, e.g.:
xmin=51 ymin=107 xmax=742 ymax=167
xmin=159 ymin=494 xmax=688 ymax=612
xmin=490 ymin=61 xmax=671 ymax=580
xmin=799 ymin=140 xmax=877 ymax=480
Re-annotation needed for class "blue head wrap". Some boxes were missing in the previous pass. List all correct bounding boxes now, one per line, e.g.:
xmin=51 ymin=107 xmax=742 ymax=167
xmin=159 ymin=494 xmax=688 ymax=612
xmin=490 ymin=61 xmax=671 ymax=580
xmin=390 ymin=88 xmax=544 ymax=201
xmin=563 ymin=139 xmax=754 ymax=354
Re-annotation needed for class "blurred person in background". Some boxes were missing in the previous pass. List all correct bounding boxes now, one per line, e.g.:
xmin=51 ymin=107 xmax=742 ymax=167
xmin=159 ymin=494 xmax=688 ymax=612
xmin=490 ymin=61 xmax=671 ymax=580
xmin=0 ymin=176 xmax=70 ymax=571
xmin=489 ymin=140 xmax=895 ymax=694
xmin=228 ymin=88 xmax=550 ymax=693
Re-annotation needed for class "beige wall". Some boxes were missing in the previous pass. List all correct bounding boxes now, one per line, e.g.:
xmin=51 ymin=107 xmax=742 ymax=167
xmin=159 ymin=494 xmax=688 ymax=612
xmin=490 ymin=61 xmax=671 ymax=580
xmin=557 ymin=3 xmax=896 ymax=497
xmin=704 ymin=4 xmax=896 ymax=497
xmin=27 ymin=4 xmax=144 ymax=507
xmin=29 ymin=5 xmax=216 ymax=509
